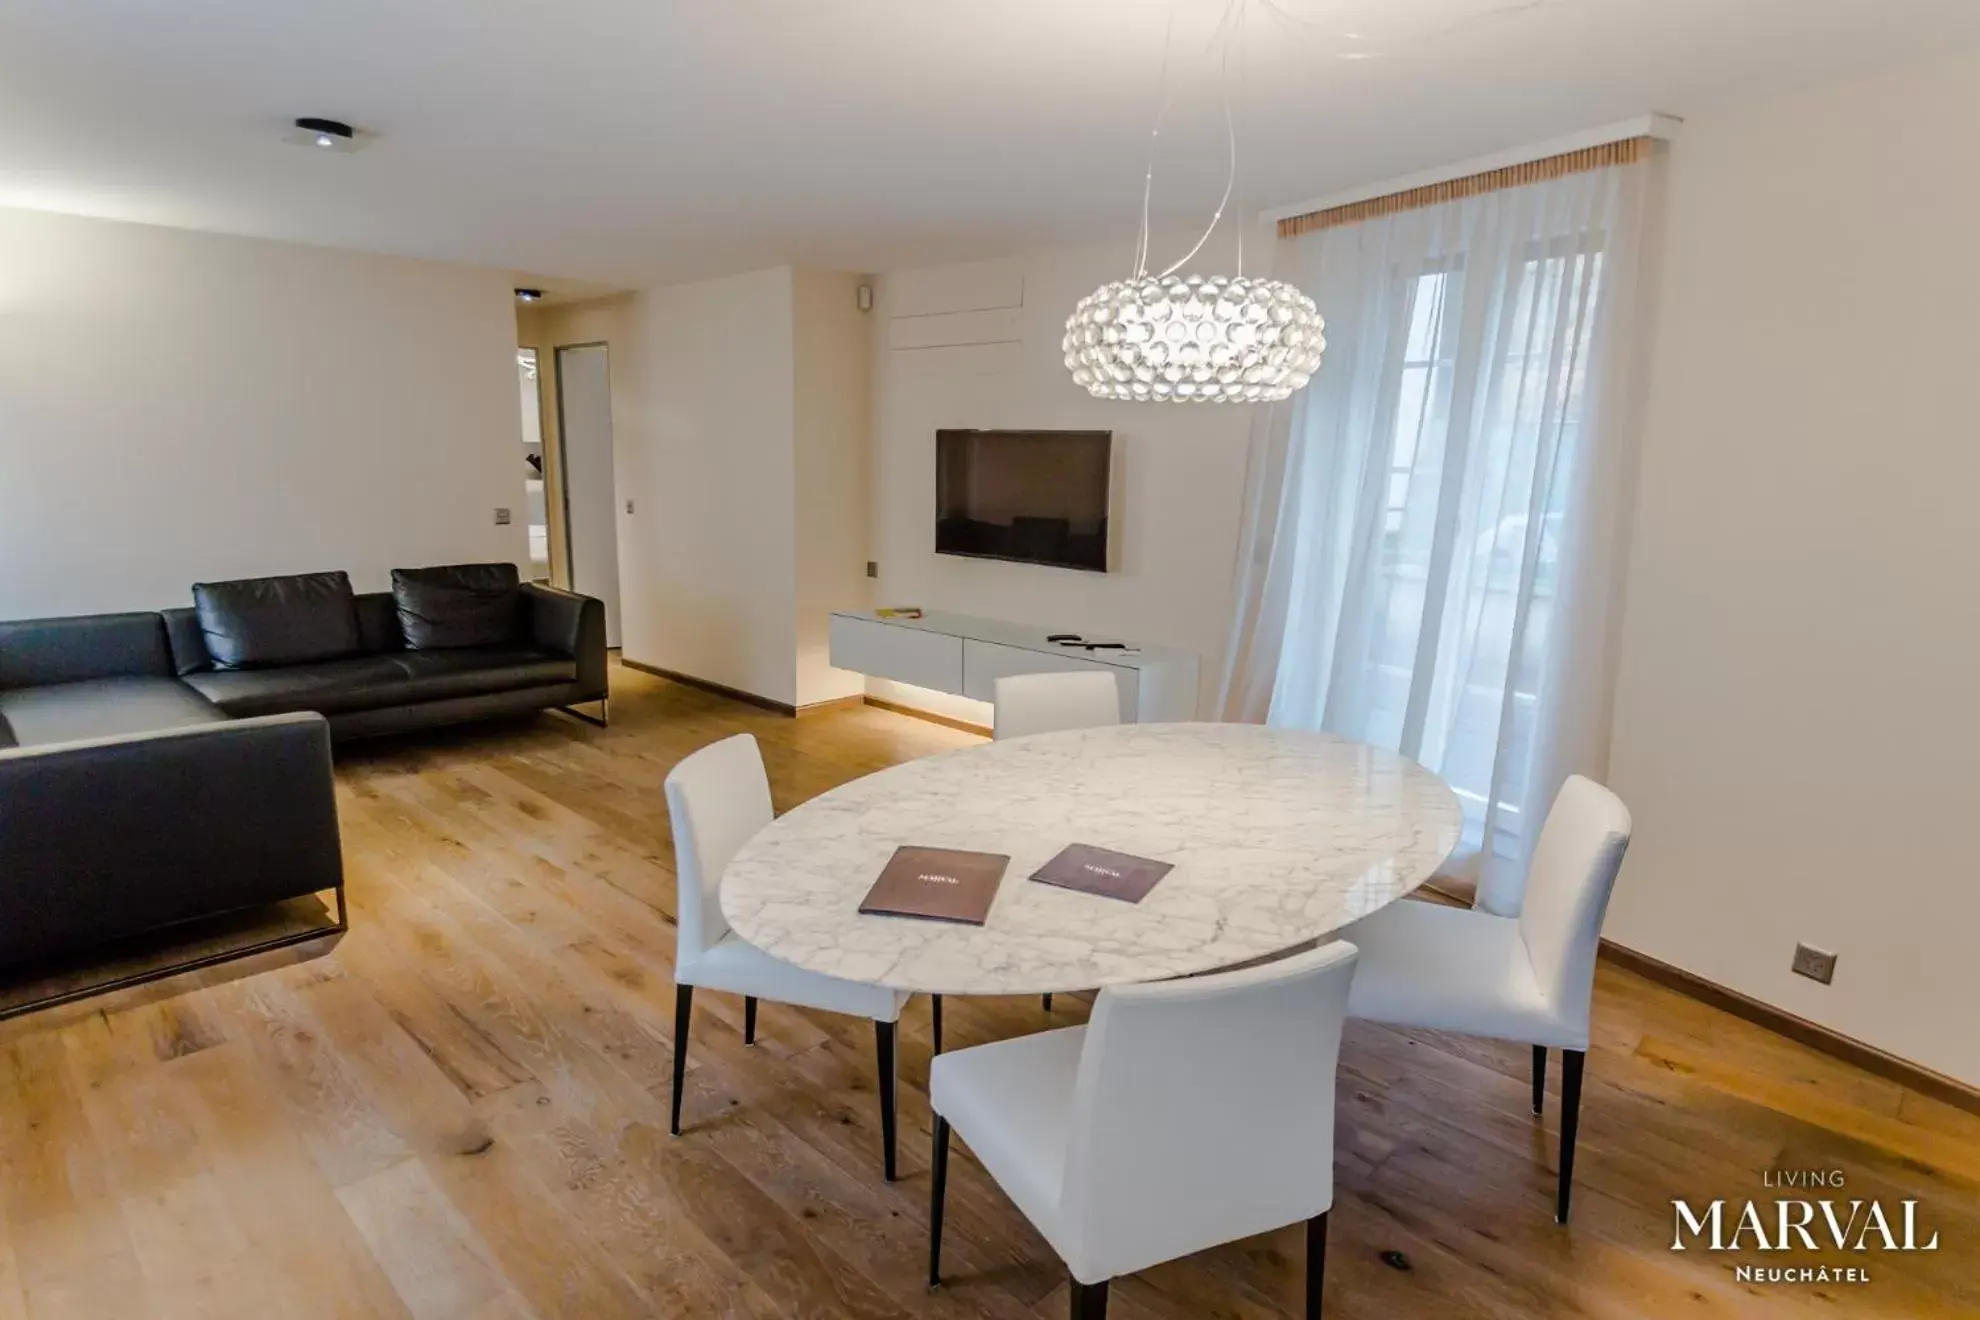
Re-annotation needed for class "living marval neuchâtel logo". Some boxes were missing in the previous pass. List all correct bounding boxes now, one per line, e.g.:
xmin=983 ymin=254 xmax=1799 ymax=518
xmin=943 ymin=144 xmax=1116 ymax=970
xmin=1671 ymin=1168 xmax=1940 ymax=1287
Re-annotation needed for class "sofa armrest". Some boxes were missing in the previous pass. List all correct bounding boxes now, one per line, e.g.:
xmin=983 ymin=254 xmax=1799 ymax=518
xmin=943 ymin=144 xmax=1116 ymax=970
xmin=521 ymin=583 xmax=607 ymax=700
xmin=0 ymin=712 xmax=343 ymax=970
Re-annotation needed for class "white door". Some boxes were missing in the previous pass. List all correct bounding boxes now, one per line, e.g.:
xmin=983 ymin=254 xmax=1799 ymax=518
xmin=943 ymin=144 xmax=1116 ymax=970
xmin=555 ymin=344 xmax=622 ymax=647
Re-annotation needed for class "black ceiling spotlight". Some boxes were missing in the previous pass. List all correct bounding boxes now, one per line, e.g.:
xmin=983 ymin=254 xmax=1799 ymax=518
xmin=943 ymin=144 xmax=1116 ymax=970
xmin=514 ymin=288 xmax=544 ymax=303
xmin=288 ymin=117 xmax=361 ymax=153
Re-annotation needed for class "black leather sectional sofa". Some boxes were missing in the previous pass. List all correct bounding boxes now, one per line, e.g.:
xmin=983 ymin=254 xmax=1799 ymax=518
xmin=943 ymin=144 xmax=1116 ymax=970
xmin=0 ymin=562 xmax=607 ymax=1010
xmin=161 ymin=564 xmax=608 ymax=739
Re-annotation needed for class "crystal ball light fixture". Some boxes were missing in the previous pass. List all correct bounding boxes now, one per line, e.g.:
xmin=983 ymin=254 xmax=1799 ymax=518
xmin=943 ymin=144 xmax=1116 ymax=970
xmin=1064 ymin=273 xmax=1326 ymax=403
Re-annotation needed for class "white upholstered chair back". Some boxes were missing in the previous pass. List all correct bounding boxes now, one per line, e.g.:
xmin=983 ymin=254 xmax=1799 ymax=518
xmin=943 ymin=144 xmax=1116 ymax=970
xmin=1057 ymin=941 xmax=1359 ymax=1282
xmin=1517 ymin=774 xmax=1632 ymax=1041
xmin=663 ymin=733 xmax=773 ymax=970
xmin=992 ymin=671 xmax=1123 ymax=740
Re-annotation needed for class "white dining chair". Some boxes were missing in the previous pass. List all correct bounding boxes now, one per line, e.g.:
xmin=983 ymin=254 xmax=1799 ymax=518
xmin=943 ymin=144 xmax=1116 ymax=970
xmin=928 ymin=940 xmax=1360 ymax=1320
xmin=993 ymin=669 xmax=1122 ymax=1014
xmin=1337 ymin=774 xmax=1631 ymax=1223
xmin=992 ymin=670 xmax=1122 ymax=741
xmin=664 ymin=732 xmax=916 ymax=1179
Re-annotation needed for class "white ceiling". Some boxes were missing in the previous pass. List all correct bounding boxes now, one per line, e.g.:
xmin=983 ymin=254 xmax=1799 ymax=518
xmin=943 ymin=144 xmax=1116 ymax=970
xmin=2 ymin=0 xmax=1975 ymax=289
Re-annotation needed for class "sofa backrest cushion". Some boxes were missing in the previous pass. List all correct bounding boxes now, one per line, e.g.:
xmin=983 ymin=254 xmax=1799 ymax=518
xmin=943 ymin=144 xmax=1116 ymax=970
xmin=0 ymin=613 xmax=174 ymax=689
xmin=392 ymin=563 xmax=522 ymax=650
xmin=161 ymin=606 xmax=209 ymax=675
xmin=167 ymin=592 xmax=401 ymax=673
xmin=353 ymin=591 xmax=404 ymax=654
xmin=192 ymin=572 xmax=363 ymax=670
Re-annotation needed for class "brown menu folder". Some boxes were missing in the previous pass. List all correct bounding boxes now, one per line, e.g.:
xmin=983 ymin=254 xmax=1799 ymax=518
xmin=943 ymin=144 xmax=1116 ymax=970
xmin=858 ymin=847 xmax=1010 ymax=925
xmin=1030 ymin=843 xmax=1174 ymax=904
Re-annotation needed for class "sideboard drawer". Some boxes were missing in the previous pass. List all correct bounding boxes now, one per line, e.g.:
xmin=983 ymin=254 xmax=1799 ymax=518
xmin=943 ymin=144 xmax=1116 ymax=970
xmin=829 ymin=615 xmax=963 ymax=693
xmin=960 ymin=639 xmax=1138 ymax=721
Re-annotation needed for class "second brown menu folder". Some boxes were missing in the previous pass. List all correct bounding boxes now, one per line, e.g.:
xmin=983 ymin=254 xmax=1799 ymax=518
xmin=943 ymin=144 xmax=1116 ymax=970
xmin=1030 ymin=843 xmax=1174 ymax=904
xmin=858 ymin=846 xmax=1010 ymax=925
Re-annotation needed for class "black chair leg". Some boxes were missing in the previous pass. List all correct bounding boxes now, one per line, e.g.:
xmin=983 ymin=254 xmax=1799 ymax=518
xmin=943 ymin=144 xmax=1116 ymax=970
xmin=931 ymin=995 xmax=944 ymax=1056
xmin=1306 ymin=1211 xmax=1328 ymax=1320
xmin=1532 ymin=1045 xmax=1546 ymax=1115
xmin=1070 ymin=1278 xmax=1109 ymax=1320
xmin=744 ymin=996 xmax=758 ymax=1045
xmin=1043 ymin=993 xmax=1053 ymax=1013
xmin=1557 ymin=1048 xmax=1586 ymax=1223
xmin=669 ymin=984 xmax=694 ymax=1136
xmin=876 ymin=1019 xmax=899 ymax=1181
xmin=928 ymin=1116 xmax=951 ymax=1288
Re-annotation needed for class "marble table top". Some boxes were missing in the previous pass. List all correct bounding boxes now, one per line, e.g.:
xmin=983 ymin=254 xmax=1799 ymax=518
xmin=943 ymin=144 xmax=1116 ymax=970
xmin=720 ymin=722 xmax=1463 ymax=996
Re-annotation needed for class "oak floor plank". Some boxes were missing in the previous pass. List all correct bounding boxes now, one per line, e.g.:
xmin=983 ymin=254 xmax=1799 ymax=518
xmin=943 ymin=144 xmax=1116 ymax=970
xmin=0 ymin=1032 xmax=153 ymax=1319
xmin=170 ymin=1036 xmax=417 ymax=1320
xmin=336 ymin=1157 xmax=537 ymax=1320
xmin=69 ymin=1038 xmax=297 ymax=1320
xmin=478 ymin=1085 xmax=793 ymax=1320
xmin=0 ymin=1238 xmax=23 ymax=1320
xmin=293 ymin=972 xmax=656 ymax=1320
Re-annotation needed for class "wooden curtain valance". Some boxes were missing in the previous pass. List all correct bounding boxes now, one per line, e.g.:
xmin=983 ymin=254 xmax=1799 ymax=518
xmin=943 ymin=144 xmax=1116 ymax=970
xmin=1277 ymin=135 xmax=1655 ymax=238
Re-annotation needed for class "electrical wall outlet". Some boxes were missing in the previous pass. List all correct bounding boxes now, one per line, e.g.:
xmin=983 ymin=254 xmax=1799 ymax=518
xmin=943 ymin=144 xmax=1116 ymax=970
xmin=866 ymin=560 xmax=878 ymax=578
xmin=493 ymin=507 xmax=512 ymax=525
xmin=625 ymin=499 xmax=635 ymax=515
xmin=1791 ymin=943 xmax=1837 ymax=985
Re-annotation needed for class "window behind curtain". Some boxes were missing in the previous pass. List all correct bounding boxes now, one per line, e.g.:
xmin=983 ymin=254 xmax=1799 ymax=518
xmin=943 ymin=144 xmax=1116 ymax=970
xmin=1278 ymin=236 xmax=1607 ymax=860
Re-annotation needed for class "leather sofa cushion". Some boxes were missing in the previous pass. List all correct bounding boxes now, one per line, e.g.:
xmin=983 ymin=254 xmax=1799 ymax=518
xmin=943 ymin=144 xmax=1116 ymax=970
xmin=0 ymin=613 xmax=173 ymax=688
xmin=160 ymin=606 xmax=210 ymax=675
xmin=193 ymin=572 xmax=363 ymax=669
xmin=182 ymin=654 xmax=415 ymax=718
xmin=0 ymin=678 xmax=227 ymax=747
xmin=171 ymin=595 xmax=402 ymax=674
xmin=354 ymin=591 xmax=403 ymax=652
xmin=387 ymin=647 xmax=576 ymax=701
xmin=393 ymin=563 xmax=522 ymax=650
xmin=182 ymin=647 xmax=576 ymax=719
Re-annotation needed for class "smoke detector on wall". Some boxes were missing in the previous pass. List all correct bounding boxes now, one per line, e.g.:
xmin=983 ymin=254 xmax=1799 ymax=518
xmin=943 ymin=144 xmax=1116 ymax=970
xmin=285 ymin=117 xmax=365 ymax=153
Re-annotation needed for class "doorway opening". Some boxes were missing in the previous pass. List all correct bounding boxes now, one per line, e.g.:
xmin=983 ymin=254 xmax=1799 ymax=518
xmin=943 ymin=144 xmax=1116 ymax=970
xmin=554 ymin=342 xmax=623 ymax=648
xmin=515 ymin=348 xmax=554 ymax=583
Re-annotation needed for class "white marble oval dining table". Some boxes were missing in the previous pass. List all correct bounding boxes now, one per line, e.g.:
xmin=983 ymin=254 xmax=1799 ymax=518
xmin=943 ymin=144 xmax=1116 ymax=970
xmin=720 ymin=722 xmax=1464 ymax=997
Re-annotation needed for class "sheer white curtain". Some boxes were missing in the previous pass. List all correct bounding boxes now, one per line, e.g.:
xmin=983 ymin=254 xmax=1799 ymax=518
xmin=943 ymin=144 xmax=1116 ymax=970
xmin=1220 ymin=155 xmax=1658 ymax=913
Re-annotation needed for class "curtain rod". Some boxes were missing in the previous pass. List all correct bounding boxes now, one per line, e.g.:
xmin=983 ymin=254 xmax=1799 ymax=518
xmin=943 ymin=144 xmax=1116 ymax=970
xmin=1261 ymin=113 xmax=1682 ymax=227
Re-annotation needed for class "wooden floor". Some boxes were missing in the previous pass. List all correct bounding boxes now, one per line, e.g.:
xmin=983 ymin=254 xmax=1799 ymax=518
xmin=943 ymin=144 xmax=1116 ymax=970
xmin=2 ymin=660 xmax=1976 ymax=1319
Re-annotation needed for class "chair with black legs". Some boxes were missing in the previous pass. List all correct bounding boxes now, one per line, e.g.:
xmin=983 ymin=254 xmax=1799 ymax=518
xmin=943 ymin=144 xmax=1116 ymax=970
xmin=664 ymin=733 xmax=921 ymax=1179
xmin=1337 ymin=774 xmax=1632 ymax=1223
xmin=993 ymin=670 xmax=1123 ymax=1017
xmin=928 ymin=941 xmax=1359 ymax=1319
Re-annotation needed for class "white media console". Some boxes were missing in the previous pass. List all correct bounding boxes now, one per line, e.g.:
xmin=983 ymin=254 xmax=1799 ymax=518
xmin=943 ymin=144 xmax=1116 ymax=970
xmin=827 ymin=610 xmax=1200 ymax=723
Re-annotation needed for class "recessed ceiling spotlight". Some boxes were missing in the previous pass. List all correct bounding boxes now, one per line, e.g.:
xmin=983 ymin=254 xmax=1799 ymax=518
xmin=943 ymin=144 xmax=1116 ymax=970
xmin=514 ymin=288 xmax=544 ymax=303
xmin=286 ymin=117 xmax=362 ymax=153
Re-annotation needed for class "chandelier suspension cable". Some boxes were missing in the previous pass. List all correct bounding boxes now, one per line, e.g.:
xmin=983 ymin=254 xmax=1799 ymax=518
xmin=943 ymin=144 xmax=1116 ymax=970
xmin=1136 ymin=0 xmax=1247 ymax=279
xmin=1131 ymin=0 xmax=1182 ymax=279
xmin=1157 ymin=0 xmax=1242 ymax=279
xmin=1235 ymin=0 xmax=1247 ymax=278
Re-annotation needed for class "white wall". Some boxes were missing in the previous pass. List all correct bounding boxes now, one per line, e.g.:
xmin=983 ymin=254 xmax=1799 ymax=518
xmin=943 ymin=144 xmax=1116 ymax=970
xmin=611 ymin=268 xmax=800 ymax=704
xmin=0 ymin=207 xmax=525 ymax=617
xmin=870 ymin=245 xmax=1259 ymax=716
xmin=1604 ymin=48 xmax=1980 ymax=1085
xmin=792 ymin=269 xmax=874 ymax=706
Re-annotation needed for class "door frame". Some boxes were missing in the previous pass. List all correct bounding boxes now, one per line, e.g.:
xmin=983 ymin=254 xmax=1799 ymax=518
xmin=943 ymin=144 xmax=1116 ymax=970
xmin=551 ymin=341 xmax=611 ymax=592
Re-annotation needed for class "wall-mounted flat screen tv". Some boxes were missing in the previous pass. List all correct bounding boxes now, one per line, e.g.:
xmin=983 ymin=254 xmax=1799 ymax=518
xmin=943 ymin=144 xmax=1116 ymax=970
xmin=935 ymin=429 xmax=1111 ymax=572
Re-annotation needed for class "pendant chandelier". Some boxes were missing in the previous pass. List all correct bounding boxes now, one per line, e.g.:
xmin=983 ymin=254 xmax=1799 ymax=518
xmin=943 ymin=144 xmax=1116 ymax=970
xmin=1064 ymin=1 xmax=1325 ymax=404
